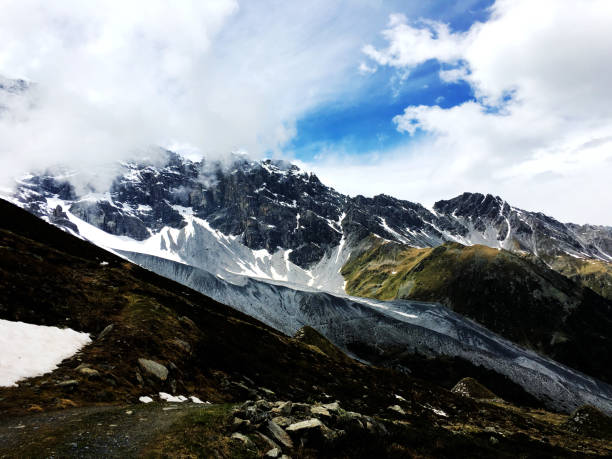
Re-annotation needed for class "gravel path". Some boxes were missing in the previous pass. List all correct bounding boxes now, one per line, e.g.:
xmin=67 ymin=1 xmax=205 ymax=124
xmin=0 ymin=402 xmax=213 ymax=458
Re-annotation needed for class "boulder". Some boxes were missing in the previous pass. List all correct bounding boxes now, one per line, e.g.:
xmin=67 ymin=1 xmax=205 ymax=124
xmin=266 ymin=420 xmax=294 ymax=449
xmin=97 ymin=324 xmax=114 ymax=340
xmin=265 ymin=447 xmax=281 ymax=458
xmin=272 ymin=401 xmax=292 ymax=416
xmin=230 ymin=432 xmax=254 ymax=448
xmin=272 ymin=416 xmax=291 ymax=428
xmin=138 ymin=358 xmax=168 ymax=381
xmin=76 ymin=364 xmax=100 ymax=378
xmin=286 ymin=418 xmax=324 ymax=433
xmin=311 ymin=406 xmax=331 ymax=418
xmin=322 ymin=401 xmax=340 ymax=413
xmin=56 ymin=379 xmax=79 ymax=387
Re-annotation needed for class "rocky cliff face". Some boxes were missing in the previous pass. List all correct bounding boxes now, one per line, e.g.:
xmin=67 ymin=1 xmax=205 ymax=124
xmin=11 ymin=151 xmax=612 ymax=271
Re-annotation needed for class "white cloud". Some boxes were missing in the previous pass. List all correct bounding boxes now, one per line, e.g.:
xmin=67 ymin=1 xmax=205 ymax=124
xmin=358 ymin=62 xmax=378 ymax=75
xmin=439 ymin=66 xmax=468 ymax=83
xmin=0 ymin=0 xmax=390 ymax=190
xmin=350 ymin=0 xmax=612 ymax=224
xmin=363 ymin=15 xmax=468 ymax=69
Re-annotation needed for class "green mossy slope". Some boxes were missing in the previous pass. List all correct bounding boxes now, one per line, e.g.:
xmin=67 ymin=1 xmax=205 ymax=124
xmin=342 ymin=239 xmax=612 ymax=384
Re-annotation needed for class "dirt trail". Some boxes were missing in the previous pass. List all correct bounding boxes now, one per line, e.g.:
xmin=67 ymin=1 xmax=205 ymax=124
xmin=0 ymin=402 xmax=213 ymax=458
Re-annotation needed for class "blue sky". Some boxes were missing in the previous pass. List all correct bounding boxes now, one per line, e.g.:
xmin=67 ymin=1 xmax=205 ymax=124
xmin=288 ymin=61 xmax=476 ymax=160
xmin=286 ymin=0 xmax=493 ymax=161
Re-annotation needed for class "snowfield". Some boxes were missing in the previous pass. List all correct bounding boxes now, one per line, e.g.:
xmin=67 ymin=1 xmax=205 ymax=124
xmin=0 ymin=319 xmax=91 ymax=386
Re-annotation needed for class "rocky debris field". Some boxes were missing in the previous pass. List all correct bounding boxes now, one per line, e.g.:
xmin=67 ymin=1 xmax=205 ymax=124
xmin=224 ymin=392 xmax=612 ymax=458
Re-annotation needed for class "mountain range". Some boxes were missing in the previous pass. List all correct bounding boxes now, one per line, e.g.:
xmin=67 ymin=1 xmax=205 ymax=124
xmin=4 ymin=151 xmax=612 ymax=418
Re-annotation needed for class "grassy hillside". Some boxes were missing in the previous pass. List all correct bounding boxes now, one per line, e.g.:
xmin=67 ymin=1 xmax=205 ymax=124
xmin=543 ymin=253 xmax=612 ymax=300
xmin=342 ymin=238 xmax=612 ymax=384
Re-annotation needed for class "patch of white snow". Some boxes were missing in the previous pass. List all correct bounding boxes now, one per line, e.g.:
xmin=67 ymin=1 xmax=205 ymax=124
xmin=0 ymin=319 xmax=91 ymax=387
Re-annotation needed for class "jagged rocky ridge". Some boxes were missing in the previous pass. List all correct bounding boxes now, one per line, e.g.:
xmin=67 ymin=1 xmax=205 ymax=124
xmin=12 ymin=151 xmax=612 ymax=270
xmin=6 ymin=152 xmax=612 ymax=414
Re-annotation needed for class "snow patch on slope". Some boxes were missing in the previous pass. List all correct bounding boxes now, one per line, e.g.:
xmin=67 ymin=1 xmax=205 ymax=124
xmin=46 ymin=197 xmax=352 ymax=293
xmin=0 ymin=319 xmax=91 ymax=387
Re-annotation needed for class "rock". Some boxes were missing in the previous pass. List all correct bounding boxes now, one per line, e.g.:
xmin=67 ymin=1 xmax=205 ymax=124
xmin=265 ymin=447 xmax=281 ymax=458
xmin=266 ymin=420 xmax=294 ymax=449
xmin=69 ymin=200 xmax=150 ymax=240
xmin=232 ymin=417 xmax=251 ymax=432
xmin=564 ymin=405 xmax=612 ymax=440
xmin=286 ymin=418 xmax=324 ymax=433
xmin=257 ymin=432 xmax=280 ymax=450
xmin=231 ymin=432 xmax=254 ymax=448
xmin=388 ymin=405 xmax=405 ymax=415
xmin=138 ymin=358 xmax=168 ymax=381
xmin=272 ymin=416 xmax=291 ymax=428
xmin=171 ymin=338 xmax=191 ymax=353
xmin=260 ymin=387 xmax=275 ymax=397
xmin=77 ymin=366 xmax=100 ymax=378
xmin=320 ymin=424 xmax=343 ymax=442
xmin=310 ymin=406 xmax=331 ymax=418
xmin=290 ymin=403 xmax=311 ymax=416
xmin=178 ymin=316 xmax=198 ymax=330
xmin=56 ymin=379 xmax=79 ymax=387
xmin=232 ymin=381 xmax=258 ymax=399
xmin=97 ymin=324 xmax=114 ymax=340
xmin=343 ymin=411 xmax=362 ymax=421
xmin=49 ymin=205 xmax=78 ymax=232
xmin=271 ymin=401 xmax=292 ymax=416
xmin=337 ymin=411 xmax=364 ymax=430
xmin=244 ymin=405 xmax=258 ymax=419
xmin=255 ymin=399 xmax=273 ymax=410
xmin=237 ymin=400 xmax=255 ymax=412
xmin=364 ymin=417 xmax=387 ymax=436
xmin=322 ymin=401 xmax=340 ymax=413
xmin=451 ymin=377 xmax=497 ymax=400
xmin=489 ymin=436 xmax=499 ymax=445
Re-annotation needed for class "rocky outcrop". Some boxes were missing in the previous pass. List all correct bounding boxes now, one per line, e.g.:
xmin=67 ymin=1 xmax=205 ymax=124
xmin=451 ymin=377 xmax=498 ymax=400
xmin=49 ymin=205 xmax=78 ymax=233
xmin=229 ymin=399 xmax=388 ymax=457
xmin=564 ymin=405 xmax=612 ymax=440
xmin=70 ymin=200 xmax=150 ymax=240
